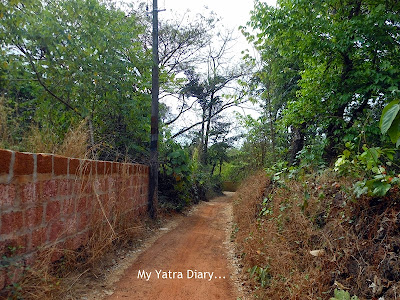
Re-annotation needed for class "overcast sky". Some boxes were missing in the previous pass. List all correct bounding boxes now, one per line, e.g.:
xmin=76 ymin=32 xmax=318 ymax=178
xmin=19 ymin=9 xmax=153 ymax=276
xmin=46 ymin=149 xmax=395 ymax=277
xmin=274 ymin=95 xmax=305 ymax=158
xmin=161 ymin=0 xmax=276 ymax=30
xmin=139 ymin=0 xmax=277 ymax=142
xmin=160 ymin=0 xmax=276 ymax=54
xmin=152 ymin=0 xmax=277 ymax=141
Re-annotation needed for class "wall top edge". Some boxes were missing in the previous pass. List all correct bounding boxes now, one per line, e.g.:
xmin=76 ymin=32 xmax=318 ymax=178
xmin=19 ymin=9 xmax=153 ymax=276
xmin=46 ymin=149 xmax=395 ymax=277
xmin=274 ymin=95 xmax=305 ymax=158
xmin=0 ymin=148 xmax=149 ymax=167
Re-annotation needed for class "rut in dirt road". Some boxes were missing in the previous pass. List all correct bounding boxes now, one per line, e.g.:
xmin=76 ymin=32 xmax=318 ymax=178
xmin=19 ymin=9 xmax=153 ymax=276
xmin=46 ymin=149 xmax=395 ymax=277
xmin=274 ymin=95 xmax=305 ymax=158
xmin=105 ymin=194 xmax=238 ymax=300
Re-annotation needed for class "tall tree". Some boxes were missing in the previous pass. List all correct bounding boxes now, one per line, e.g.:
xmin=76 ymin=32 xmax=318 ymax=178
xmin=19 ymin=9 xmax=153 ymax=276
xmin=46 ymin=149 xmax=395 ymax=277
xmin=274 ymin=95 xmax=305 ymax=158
xmin=247 ymin=0 xmax=400 ymax=162
xmin=1 ymin=0 xmax=152 ymax=159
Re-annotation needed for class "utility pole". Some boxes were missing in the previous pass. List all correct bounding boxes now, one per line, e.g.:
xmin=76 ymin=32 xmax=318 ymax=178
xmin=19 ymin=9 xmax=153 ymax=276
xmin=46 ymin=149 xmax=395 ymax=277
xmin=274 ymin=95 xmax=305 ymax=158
xmin=149 ymin=0 xmax=159 ymax=219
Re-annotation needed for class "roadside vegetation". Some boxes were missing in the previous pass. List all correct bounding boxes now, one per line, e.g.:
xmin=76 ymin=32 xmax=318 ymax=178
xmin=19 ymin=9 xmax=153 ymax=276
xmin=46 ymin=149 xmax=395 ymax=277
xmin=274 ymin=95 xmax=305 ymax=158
xmin=230 ymin=1 xmax=400 ymax=299
xmin=1 ymin=0 xmax=400 ymax=299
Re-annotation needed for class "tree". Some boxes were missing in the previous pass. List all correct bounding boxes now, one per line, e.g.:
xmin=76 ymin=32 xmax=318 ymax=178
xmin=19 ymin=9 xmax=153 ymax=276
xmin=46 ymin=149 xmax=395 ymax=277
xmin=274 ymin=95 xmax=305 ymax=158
xmin=246 ymin=0 xmax=400 ymax=162
xmin=170 ymin=30 xmax=248 ymax=164
xmin=1 ymin=0 xmax=152 ymax=159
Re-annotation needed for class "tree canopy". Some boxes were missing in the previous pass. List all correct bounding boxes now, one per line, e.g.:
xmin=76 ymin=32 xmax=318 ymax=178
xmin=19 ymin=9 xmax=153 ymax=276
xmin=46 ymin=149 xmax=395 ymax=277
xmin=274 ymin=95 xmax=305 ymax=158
xmin=242 ymin=0 xmax=400 ymax=163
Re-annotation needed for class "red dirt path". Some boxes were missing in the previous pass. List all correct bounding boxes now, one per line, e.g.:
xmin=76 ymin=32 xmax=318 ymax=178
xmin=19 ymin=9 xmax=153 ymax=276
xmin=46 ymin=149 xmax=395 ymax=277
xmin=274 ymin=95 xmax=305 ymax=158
xmin=105 ymin=194 xmax=238 ymax=300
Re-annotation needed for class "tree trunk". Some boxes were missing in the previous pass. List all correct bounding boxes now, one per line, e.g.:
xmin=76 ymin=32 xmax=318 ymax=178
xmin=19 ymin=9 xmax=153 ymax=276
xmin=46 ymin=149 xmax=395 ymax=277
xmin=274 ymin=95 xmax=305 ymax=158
xmin=203 ymin=101 xmax=213 ymax=164
xmin=289 ymin=123 xmax=306 ymax=166
xmin=199 ymin=106 xmax=206 ymax=163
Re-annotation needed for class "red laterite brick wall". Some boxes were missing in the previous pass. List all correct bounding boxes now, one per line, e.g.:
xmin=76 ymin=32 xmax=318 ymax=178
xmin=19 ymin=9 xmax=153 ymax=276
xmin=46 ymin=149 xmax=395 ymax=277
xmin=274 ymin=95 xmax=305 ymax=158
xmin=0 ymin=149 xmax=149 ymax=289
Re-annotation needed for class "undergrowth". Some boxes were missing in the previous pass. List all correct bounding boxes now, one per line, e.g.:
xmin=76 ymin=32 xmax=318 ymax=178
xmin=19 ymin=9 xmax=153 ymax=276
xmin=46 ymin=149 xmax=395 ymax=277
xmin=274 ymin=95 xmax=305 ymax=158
xmin=233 ymin=170 xmax=400 ymax=299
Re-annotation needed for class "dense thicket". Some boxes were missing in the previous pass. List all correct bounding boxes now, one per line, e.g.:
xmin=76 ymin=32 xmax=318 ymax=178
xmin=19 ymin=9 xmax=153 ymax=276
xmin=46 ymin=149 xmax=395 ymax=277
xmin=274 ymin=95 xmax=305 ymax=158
xmin=0 ymin=0 xmax=152 ymax=160
xmin=234 ymin=0 xmax=400 ymax=172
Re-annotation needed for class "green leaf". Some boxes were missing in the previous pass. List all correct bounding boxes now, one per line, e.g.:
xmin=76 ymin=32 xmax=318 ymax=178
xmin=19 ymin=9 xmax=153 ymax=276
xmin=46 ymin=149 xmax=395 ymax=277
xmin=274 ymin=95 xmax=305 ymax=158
xmin=380 ymin=100 xmax=400 ymax=135
xmin=372 ymin=183 xmax=391 ymax=197
xmin=387 ymin=114 xmax=400 ymax=144
xmin=331 ymin=289 xmax=351 ymax=300
xmin=343 ymin=149 xmax=351 ymax=158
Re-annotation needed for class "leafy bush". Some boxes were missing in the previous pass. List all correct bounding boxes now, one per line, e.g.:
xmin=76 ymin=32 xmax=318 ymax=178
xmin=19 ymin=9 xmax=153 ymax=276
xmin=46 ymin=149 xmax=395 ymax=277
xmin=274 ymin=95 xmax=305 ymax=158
xmin=380 ymin=99 xmax=400 ymax=147
xmin=330 ymin=289 xmax=359 ymax=300
xmin=334 ymin=142 xmax=399 ymax=197
xmin=159 ymin=141 xmax=193 ymax=211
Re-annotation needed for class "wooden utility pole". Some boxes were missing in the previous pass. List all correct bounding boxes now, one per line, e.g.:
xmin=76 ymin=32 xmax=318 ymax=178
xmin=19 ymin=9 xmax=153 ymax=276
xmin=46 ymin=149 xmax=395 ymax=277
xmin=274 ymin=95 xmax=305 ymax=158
xmin=149 ymin=0 xmax=159 ymax=218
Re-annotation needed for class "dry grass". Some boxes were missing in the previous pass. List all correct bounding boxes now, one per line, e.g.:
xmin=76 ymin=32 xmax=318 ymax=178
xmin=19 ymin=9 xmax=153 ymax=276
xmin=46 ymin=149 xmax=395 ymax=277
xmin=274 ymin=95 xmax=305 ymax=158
xmin=233 ymin=172 xmax=326 ymax=299
xmin=0 ymin=96 xmax=18 ymax=150
xmin=24 ymin=124 xmax=59 ymax=154
xmin=1 ymin=159 xmax=153 ymax=300
xmin=232 ymin=170 xmax=400 ymax=299
xmin=57 ymin=119 xmax=89 ymax=159
xmin=3 ymin=201 xmax=152 ymax=300
xmin=24 ymin=119 xmax=90 ymax=159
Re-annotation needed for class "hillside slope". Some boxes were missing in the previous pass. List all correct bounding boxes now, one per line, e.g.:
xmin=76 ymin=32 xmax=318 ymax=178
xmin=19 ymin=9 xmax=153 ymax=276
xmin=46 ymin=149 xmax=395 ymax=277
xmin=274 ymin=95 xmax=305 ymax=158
xmin=232 ymin=171 xmax=400 ymax=299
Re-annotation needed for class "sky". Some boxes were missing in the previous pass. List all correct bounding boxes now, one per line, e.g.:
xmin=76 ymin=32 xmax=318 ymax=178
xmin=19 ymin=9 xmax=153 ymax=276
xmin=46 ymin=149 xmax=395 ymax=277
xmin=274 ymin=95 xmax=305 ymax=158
xmin=154 ymin=0 xmax=277 ymax=142
xmin=160 ymin=0 xmax=276 ymax=31
xmin=140 ymin=0 xmax=277 ymax=143
xmin=160 ymin=0 xmax=276 ymax=54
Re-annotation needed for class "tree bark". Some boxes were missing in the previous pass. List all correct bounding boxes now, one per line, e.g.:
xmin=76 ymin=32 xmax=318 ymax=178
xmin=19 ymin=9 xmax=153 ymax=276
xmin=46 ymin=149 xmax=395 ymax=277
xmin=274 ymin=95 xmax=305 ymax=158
xmin=289 ymin=123 xmax=306 ymax=166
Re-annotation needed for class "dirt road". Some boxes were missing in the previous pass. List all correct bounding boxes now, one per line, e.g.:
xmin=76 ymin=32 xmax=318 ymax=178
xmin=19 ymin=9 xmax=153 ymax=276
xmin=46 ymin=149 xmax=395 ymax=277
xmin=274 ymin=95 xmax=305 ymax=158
xmin=104 ymin=194 xmax=238 ymax=300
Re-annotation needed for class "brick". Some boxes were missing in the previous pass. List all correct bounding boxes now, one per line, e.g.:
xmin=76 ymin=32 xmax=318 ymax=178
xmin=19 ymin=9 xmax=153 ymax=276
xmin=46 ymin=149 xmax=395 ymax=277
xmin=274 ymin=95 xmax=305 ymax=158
xmin=78 ymin=212 xmax=89 ymax=231
xmin=24 ymin=253 xmax=37 ymax=266
xmin=0 ymin=184 xmax=16 ymax=208
xmin=37 ymin=153 xmax=52 ymax=174
xmin=14 ymin=152 xmax=34 ymax=176
xmin=81 ymin=179 xmax=93 ymax=194
xmin=50 ymin=247 xmax=64 ymax=263
xmin=120 ymin=163 xmax=129 ymax=176
xmin=69 ymin=158 xmax=80 ymax=176
xmin=0 ymin=149 xmax=12 ymax=175
xmin=66 ymin=231 xmax=88 ymax=250
xmin=58 ymin=179 xmax=71 ymax=196
xmin=107 ymin=177 xmax=117 ymax=190
xmin=65 ymin=216 xmax=78 ymax=235
xmin=92 ymin=178 xmax=101 ymax=194
xmin=21 ymin=182 xmax=39 ymax=205
xmin=45 ymin=201 xmax=61 ymax=222
xmin=133 ymin=175 xmax=138 ymax=186
xmin=71 ymin=180 xmax=82 ymax=196
xmin=0 ymin=269 xmax=5 ymax=290
xmin=53 ymin=155 xmax=68 ymax=176
xmin=24 ymin=206 xmax=43 ymax=228
xmin=80 ymin=160 xmax=92 ymax=175
xmin=40 ymin=180 xmax=58 ymax=201
xmin=0 ymin=241 xmax=5 ymax=256
xmin=105 ymin=161 xmax=112 ymax=174
xmin=97 ymin=161 xmax=105 ymax=175
xmin=30 ymin=227 xmax=46 ymax=249
xmin=100 ymin=178 xmax=107 ymax=192
xmin=1 ymin=210 xmax=23 ymax=235
xmin=62 ymin=198 xmax=75 ymax=216
xmin=47 ymin=220 xmax=65 ymax=242
xmin=112 ymin=162 xmax=119 ymax=174
xmin=76 ymin=196 xmax=87 ymax=212
xmin=2 ymin=235 xmax=28 ymax=255
xmin=133 ymin=165 xmax=142 ymax=174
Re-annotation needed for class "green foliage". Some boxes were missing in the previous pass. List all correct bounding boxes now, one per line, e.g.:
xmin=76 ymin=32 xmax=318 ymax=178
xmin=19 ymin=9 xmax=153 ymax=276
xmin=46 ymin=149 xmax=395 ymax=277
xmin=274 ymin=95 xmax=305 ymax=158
xmin=1 ymin=0 xmax=152 ymax=159
xmin=295 ymin=136 xmax=327 ymax=171
xmin=334 ymin=142 xmax=399 ymax=197
xmin=259 ymin=197 xmax=273 ymax=217
xmin=330 ymin=289 xmax=359 ymax=300
xmin=245 ymin=0 xmax=400 ymax=161
xmin=380 ymin=99 xmax=400 ymax=147
xmin=159 ymin=139 xmax=193 ymax=210
xmin=248 ymin=265 xmax=271 ymax=288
